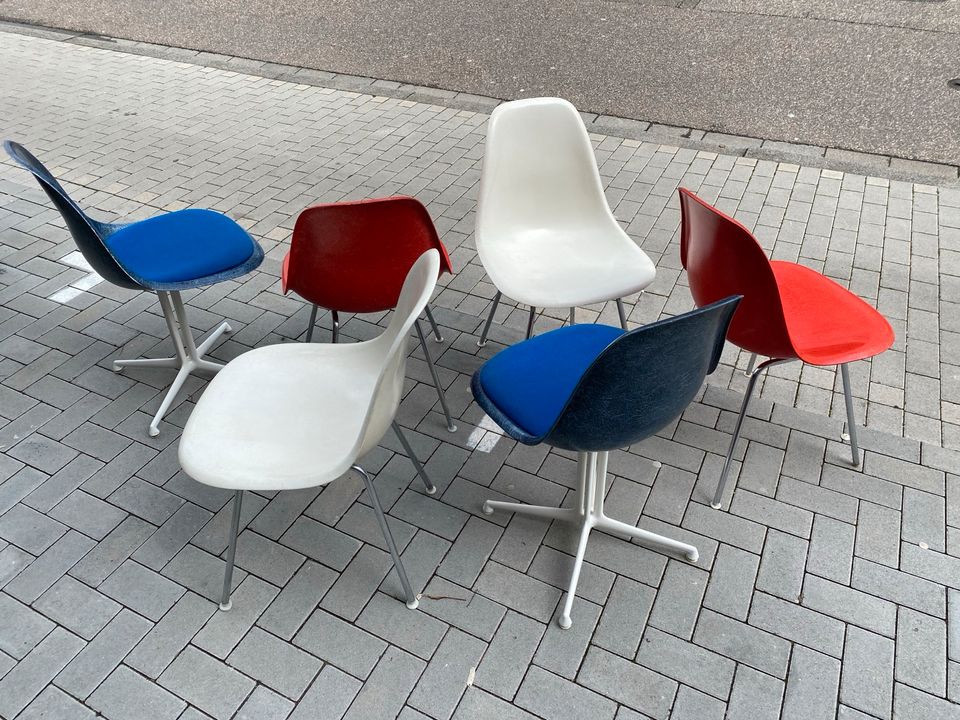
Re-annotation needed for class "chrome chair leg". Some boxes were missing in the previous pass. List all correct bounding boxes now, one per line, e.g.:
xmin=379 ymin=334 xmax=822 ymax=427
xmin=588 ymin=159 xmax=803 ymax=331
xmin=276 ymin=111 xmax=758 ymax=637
xmin=840 ymin=363 xmax=861 ymax=466
xmin=424 ymin=305 xmax=443 ymax=343
xmin=712 ymin=358 xmax=792 ymax=510
xmin=526 ymin=306 xmax=537 ymax=339
xmin=569 ymin=307 xmax=576 ymax=326
xmin=392 ymin=421 xmax=437 ymax=495
xmin=744 ymin=352 xmax=758 ymax=376
xmin=616 ymin=298 xmax=628 ymax=330
xmin=415 ymin=320 xmax=457 ymax=432
xmin=331 ymin=310 xmax=340 ymax=344
xmin=304 ymin=303 xmax=319 ymax=342
xmin=219 ymin=489 xmax=243 ymax=611
xmin=477 ymin=291 xmax=501 ymax=348
xmin=354 ymin=465 xmax=418 ymax=609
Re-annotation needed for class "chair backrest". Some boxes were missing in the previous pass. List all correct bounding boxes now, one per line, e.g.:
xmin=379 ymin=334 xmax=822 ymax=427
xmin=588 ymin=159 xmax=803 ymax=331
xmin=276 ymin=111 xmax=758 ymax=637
xmin=544 ymin=296 xmax=741 ymax=452
xmin=476 ymin=97 xmax=616 ymax=250
xmin=3 ymin=141 xmax=140 ymax=289
xmin=284 ymin=196 xmax=452 ymax=313
xmin=354 ymin=248 xmax=440 ymax=457
xmin=678 ymin=188 xmax=793 ymax=358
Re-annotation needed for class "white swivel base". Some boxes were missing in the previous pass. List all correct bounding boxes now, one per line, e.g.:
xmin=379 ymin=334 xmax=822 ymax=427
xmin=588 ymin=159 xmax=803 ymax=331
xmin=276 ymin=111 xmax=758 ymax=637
xmin=483 ymin=450 xmax=698 ymax=629
xmin=113 ymin=290 xmax=229 ymax=437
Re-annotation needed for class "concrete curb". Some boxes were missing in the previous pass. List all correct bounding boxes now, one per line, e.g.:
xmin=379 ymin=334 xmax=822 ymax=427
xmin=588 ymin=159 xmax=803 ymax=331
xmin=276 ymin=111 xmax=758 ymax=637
xmin=2 ymin=18 xmax=958 ymax=187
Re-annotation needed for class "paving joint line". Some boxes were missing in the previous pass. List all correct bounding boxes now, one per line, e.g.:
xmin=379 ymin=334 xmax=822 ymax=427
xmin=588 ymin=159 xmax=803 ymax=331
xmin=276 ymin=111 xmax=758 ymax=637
xmin=0 ymin=18 xmax=958 ymax=188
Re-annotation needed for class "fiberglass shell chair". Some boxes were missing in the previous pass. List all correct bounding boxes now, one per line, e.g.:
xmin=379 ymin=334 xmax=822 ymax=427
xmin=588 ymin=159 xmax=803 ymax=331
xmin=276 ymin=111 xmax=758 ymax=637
xmin=474 ymin=97 xmax=657 ymax=345
xmin=473 ymin=296 xmax=741 ymax=629
xmin=678 ymin=188 xmax=895 ymax=510
xmin=282 ymin=197 xmax=458 ymax=432
xmin=179 ymin=249 xmax=442 ymax=611
xmin=4 ymin=141 xmax=263 ymax=437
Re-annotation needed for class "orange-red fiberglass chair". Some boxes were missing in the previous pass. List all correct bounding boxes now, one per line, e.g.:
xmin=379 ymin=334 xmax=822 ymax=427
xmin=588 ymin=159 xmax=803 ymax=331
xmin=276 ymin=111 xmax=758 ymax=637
xmin=282 ymin=196 xmax=457 ymax=432
xmin=678 ymin=188 xmax=894 ymax=510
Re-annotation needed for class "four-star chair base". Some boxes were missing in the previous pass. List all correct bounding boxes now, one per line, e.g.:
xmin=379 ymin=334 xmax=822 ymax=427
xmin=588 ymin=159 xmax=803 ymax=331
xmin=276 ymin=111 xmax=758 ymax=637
xmin=483 ymin=450 xmax=698 ymax=630
xmin=112 ymin=290 xmax=232 ymax=437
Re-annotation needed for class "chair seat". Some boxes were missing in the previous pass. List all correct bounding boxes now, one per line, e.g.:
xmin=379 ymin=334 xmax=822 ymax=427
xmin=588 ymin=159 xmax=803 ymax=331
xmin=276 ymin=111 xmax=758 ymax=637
xmin=474 ymin=323 xmax=625 ymax=441
xmin=105 ymin=208 xmax=257 ymax=285
xmin=179 ymin=342 xmax=385 ymax=491
xmin=772 ymin=261 xmax=895 ymax=365
xmin=479 ymin=225 xmax=656 ymax=307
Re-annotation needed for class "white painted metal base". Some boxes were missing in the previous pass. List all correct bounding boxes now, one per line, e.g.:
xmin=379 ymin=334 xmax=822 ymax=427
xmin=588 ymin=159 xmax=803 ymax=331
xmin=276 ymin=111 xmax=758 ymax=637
xmin=483 ymin=451 xmax=698 ymax=629
xmin=112 ymin=290 xmax=229 ymax=437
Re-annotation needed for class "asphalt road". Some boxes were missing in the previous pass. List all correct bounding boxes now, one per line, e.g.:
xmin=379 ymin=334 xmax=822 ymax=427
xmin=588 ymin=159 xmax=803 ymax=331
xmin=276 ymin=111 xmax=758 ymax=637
xmin=2 ymin=0 xmax=959 ymax=164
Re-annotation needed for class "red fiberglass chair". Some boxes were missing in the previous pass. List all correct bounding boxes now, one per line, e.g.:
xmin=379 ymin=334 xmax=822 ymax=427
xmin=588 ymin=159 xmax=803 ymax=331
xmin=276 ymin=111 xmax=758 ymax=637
xmin=282 ymin=196 xmax=457 ymax=431
xmin=678 ymin=188 xmax=894 ymax=510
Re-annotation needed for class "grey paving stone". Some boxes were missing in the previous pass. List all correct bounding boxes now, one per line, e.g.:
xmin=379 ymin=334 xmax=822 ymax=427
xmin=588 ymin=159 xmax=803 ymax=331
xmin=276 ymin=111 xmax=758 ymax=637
xmin=696 ymin=608 xmax=792 ymax=679
xmin=648 ymin=559 xmax=708 ymax=639
xmin=54 ymin=608 xmax=151 ymax=699
xmin=475 ymin=560 xmax=562 ymax=624
xmin=852 ymin=557 xmax=946 ymax=617
xmin=894 ymin=683 xmax=960 ymax=720
xmin=748 ymin=591 xmax=845 ymax=657
xmin=896 ymin=607 xmax=947 ymax=697
xmin=193 ymin=575 xmax=278 ymax=659
xmin=228 ymin=626 xmax=322 ymax=700
xmin=682 ymin=502 xmax=766 ymax=553
xmin=356 ymin=591 xmax=448 ymax=661
xmin=34 ymin=575 xmax=121 ymax=640
xmin=781 ymin=646 xmax=841 ymax=720
xmin=636 ymin=626 xmax=735 ymax=698
xmin=527 ymin=544 xmax=614 ymax=606
xmin=671 ymin=685 xmax=726 ymax=720
xmin=18 ymin=685 xmax=96 ymax=720
xmin=840 ymin=626 xmax=895 ymax=719
xmin=419 ymin=576 xmax=507 ymax=641
xmin=234 ymin=685 xmax=294 ymax=720
xmin=48 ymin=489 xmax=126 ymax=540
xmin=534 ymin=598 xmax=601 ymax=679
xmin=288 ymin=664 xmax=361 ymax=720
xmin=0 ymin=502 xmax=67 ymax=554
xmin=99 ymin=559 xmax=185 ymax=620
xmin=408 ymin=628 xmax=486 ymax=720
xmin=320 ymin=544 xmax=392 ymax=622
xmin=0 ymin=543 xmax=32 ymax=588
xmin=161 ymin=543 xmax=246 ymax=602
xmin=801 ymin=574 xmax=898 ymax=637
xmin=0 ymin=591 xmax=54 ymax=659
xmin=726 ymin=665 xmax=784 ymax=720
xmin=233 ymin=529 xmax=305 ymax=586
xmin=454 ymin=687 xmax=540 ymax=720
xmin=807 ymin=514 xmax=855 ymax=583
xmin=257 ymin=560 xmax=338 ymax=641
xmin=157 ymin=645 xmax=253 ymax=719
xmin=70 ymin=515 xmax=155 ymax=586
xmin=515 ymin=664 xmax=617 ymax=720
xmin=4 ymin=529 xmax=95 ymax=603
xmin=474 ymin=610 xmax=544 ymax=700
xmin=132 ymin=502 xmax=212 ymax=571
xmin=341 ymin=645 xmax=425 ymax=720
xmin=0 ymin=626 xmax=85 ymax=718
xmin=294 ymin=607 xmax=387 ymax=680
xmin=126 ymin=591 xmax=217 ymax=679
xmin=592 ymin=575 xmax=655 ymax=658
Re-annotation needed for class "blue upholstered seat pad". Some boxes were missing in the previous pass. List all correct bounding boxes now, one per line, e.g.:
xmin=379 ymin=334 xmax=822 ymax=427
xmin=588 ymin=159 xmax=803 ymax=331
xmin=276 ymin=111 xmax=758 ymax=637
xmin=105 ymin=209 xmax=256 ymax=283
xmin=478 ymin=324 xmax=625 ymax=437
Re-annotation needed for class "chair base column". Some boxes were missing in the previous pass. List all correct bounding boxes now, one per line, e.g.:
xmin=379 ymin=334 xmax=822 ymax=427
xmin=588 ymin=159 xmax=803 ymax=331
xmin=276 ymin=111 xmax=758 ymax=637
xmin=484 ymin=451 xmax=697 ymax=629
xmin=113 ymin=290 xmax=229 ymax=437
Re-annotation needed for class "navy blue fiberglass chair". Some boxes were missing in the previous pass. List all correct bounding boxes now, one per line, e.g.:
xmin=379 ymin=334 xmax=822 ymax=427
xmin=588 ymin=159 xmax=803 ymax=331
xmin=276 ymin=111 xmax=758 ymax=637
xmin=473 ymin=296 xmax=741 ymax=629
xmin=5 ymin=141 xmax=264 ymax=436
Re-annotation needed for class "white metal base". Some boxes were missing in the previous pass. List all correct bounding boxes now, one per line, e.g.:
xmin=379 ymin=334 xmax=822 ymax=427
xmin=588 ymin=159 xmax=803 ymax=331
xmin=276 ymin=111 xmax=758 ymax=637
xmin=112 ymin=290 xmax=229 ymax=437
xmin=483 ymin=451 xmax=698 ymax=629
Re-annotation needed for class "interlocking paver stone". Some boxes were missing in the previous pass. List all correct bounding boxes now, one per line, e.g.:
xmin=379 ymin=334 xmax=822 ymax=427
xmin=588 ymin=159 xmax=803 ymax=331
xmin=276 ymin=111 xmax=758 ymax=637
xmin=0 ymin=27 xmax=958 ymax=720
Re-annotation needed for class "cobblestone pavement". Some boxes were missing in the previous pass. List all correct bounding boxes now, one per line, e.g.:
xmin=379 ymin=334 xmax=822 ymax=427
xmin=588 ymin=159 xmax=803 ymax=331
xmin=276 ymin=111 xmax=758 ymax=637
xmin=1 ymin=29 xmax=959 ymax=720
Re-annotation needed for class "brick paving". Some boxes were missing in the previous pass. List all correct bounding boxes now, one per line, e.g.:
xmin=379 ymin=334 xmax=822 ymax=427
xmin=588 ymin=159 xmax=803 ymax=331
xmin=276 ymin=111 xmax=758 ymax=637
xmin=0 ymin=28 xmax=959 ymax=720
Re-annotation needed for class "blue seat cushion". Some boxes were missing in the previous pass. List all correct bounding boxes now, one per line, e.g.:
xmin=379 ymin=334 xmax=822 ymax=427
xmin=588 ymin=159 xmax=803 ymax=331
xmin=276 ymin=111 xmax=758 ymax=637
xmin=476 ymin=324 xmax=625 ymax=439
xmin=105 ymin=208 xmax=256 ymax=284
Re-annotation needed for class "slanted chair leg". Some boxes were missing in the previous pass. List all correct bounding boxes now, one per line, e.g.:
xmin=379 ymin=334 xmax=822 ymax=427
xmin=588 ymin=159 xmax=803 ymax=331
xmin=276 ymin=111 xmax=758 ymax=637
xmin=840 ymin=363 xmax=861 ymax=467
xmin=569 ymin=307 xmax=576 ymax=326
xmin=392 ymin=421 xmax=437 ymax=495
xmin=424 ymin=305 xmax=443 ymax=343
xmin=526 ymin=306 xmax=537 ymax=339
xmin=744 ymin=352 xmax=758 ymax=376
xmin=616 ymin=298 xmax=628 ymax=330
xmin=114 ymin=290 xmax=230 ymax=437
xmin=331 ymin=310 xmax=340 ymax=344
xmin=354 ymin=465 xmax=418 ymax=609
xmin=304 ymin=303 xmax=319 ymax=342
xmin=477 ymin=291 xmax=501 ymax=348
xmin=219 ymin=490 xmax=243 ymax=611
xmin=415 ymin=320 xmax=457 ymax=432
xmin=712 ymin=358 xmax=792 ymax=510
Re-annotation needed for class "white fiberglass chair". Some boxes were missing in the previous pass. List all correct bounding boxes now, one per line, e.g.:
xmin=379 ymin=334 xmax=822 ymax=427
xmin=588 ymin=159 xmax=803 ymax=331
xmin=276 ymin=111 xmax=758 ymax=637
xmin=179 ymin=250 xmax=441 ymax=611
xmin=475 ymin=97 xmax=657 ymax=345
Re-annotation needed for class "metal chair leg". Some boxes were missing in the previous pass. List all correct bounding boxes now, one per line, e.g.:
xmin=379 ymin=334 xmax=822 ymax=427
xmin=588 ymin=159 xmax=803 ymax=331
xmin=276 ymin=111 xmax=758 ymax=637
xmin=616 ymin=298 xmax=628 ymax=330
xmin=424 ymin=305 xmax=443 ymax=343
xmin=219 ymin=490 xmax=243 ymax=611
xmin=392 ymin=421 xmax=437 ymax=495
xmin=744 ymin=352 xmax=758 ymax=376
xmin=415 ymin=320 xmax=457 ymax=432
xmin=712 ymin=358 xmax=792 ymax=510
xmin=840 ymin=363 xmax=861 ymax=466
xmin=331 ymin=310 xmax=340 ymax=344
xmin=304 ymin=303 xmax=319 ymax=342
xmin=477 ymin=291 xmax=501 ymax=348
xmin=569 ymin=307 xmax=576 ymax=326
xmin=526 ymin=306 xmax=537 ymax=339
xmin=354 ymin=465 xmax=418 ymax=609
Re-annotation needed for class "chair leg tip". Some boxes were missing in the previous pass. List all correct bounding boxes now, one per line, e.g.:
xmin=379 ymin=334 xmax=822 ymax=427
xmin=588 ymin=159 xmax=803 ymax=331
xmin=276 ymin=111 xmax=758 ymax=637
xmin=425 ymin=485 xmax=438 ymax=496
xmin=558 ymin=615 xmax=572 ymax=630
xmin=148 ymin=425 xmax=160 ymax=438
xmin=476 ymin=340 xmax=487 ymax=348
xmin=446 ymin=423 xmax=458 ymax=433
xmin=406 ymin=598 xmax=419 ymax=610
xmin=112 ymin=363 xmax=122 ymax=373
xmin=686 ymin=549 xmax=699 ymax=563
xmin=218 ymin=600 xmax=232 ymax=611
xmin=482 ymin=502 xmax=494 ymax=516
xmin=710 ymin=501 xmax=722 ymax=510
